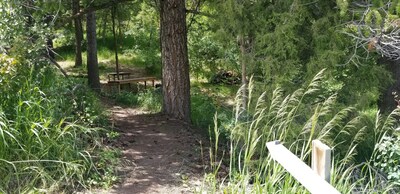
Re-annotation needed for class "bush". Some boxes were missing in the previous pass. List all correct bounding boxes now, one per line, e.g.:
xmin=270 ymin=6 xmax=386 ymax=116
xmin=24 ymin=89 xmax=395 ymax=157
xmin=375 ymin=132 xmax=400 ymax=184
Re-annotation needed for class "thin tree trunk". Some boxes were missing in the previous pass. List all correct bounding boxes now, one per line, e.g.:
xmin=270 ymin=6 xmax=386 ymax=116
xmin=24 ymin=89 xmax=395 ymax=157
xmin=101 ymin=12 xmax=108 ymax=45
xmin=118 ymin=9 xmax=124 ymax=51
xmin=160 ymin=0 xmax=191 ymax=123
xmin=73 ymin=0 xmax=83 ymax=67
xmin=112 ymin=6 xmax=120 ymax=78
xmin=86 ymin=11 xmax=101 ymax=92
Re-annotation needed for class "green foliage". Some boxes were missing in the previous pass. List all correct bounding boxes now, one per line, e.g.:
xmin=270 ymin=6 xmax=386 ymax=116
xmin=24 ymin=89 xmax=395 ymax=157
xmin=336 ymin=0 xmax=349 ymax=16
xmin=114 ymin=91 xmax=139 ymax=106
xmin=191 ymin=94 xmax=217 ymax=130
xmin=375 ymin=134 xmax=400 ymax=183
xmin=0 ymin=2 xmax=118 ymax=192
xmin=0 ymin=55 xmax=117 ymax=192
xmin=365 ymin=9 xmax=383 ymax=27
xmin=202 ymin=71 xmax=399 ymax=193
xmin=137 ymin=89 xmax=162 ymax=113
xmin=372 ymin=109 xmax=400 ymax=184
xmin=87 ymin=148 xmax=120 ymax=188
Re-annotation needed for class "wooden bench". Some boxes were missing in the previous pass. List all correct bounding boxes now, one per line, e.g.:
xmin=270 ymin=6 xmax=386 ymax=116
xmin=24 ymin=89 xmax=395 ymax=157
xmin=108 ymin=77 xmax=157 ymax=92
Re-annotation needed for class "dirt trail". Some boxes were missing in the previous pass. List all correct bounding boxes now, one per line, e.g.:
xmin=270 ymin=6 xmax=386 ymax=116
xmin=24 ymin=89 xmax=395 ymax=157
xmin=97 ymin=106 xmax=206 ymax=194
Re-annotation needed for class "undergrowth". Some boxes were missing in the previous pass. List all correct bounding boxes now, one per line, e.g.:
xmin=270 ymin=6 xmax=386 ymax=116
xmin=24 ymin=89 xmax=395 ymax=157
xmin=112 ymin=89 xmax=162 ymax=113
xmin=201 ymin=70 xmax=400 ymax=193
xmin=0 ymin=54 xmax=118 ymax=193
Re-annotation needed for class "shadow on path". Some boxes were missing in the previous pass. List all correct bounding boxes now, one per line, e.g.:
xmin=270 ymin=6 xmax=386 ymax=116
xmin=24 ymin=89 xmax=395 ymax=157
xmin=105 ymin=107 xmax=206 ymax=194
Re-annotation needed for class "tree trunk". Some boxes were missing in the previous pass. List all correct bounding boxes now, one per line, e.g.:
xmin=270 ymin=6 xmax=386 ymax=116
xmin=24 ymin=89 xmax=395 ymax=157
xmin=86 ymin=11 xmax=101 ymax=92
xmin=101 ymin=12 xmax=107 ymax=40
xmin=160 ymin=0 xmax=191 ymax=123
xmin=378 ymin=58 xmax=400 ymax=113
xmin=112 ymin=6 xmax=120 ymax=78
xmin=73 ymin=0 xmax=83 ymax=67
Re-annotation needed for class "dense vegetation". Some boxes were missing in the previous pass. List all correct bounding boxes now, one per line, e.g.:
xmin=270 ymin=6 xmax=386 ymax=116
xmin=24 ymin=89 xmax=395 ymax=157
xmin=1 ymin=0 xmax=400 ymax=193
xmin=0 ymin=2 xmax=118 ymax=192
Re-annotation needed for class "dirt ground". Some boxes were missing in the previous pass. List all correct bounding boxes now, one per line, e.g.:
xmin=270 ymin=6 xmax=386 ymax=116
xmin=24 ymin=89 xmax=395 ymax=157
xmin=91 ymin=106 xmax=207 ymax=194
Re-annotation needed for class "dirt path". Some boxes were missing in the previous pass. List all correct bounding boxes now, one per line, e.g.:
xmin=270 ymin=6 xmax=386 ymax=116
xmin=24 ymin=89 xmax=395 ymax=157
xmin=97 ymin=106 xmax=206 ymax=194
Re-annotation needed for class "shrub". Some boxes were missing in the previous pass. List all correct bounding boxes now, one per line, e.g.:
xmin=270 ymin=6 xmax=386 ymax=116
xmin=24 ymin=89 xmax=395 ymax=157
xmin=375 ymin=132 xmax=400 ymax=184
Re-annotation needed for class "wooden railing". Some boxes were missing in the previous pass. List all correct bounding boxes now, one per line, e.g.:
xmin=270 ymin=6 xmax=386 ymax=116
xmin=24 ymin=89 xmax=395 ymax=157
xmin=266 ymin=140 xmax=340 ymax=194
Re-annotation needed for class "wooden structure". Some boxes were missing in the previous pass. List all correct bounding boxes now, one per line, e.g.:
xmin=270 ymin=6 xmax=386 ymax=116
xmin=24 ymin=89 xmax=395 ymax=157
xmin=108 ymin=76 xmax=157 ymax=92
xmin=107 ymin=72 xmax=132 ymax=81
xmin=312 ymin=140 xmax=332 ymax=182
xmin=266 ymin=140 xmax=339 ymax=194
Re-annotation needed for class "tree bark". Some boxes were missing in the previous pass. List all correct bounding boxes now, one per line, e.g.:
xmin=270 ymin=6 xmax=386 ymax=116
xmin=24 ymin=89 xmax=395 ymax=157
xmin=160 ymin=0 xmax=191 ymax=123
xmin=86 ymin=11 xmax=101 ymax=92
xmin=73 ymin=0 xmax=83 ymax=67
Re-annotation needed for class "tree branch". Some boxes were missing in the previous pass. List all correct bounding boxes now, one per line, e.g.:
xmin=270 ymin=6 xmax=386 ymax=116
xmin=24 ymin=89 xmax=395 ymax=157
xmin=44 ymin=54 xmax=69 ymax=77
xmin=70 ymin=0 xmax=136 ymax=20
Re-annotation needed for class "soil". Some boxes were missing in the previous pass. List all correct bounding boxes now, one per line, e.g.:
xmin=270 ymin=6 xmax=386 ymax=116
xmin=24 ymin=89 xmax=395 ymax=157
xmin=90 ymin=106 xmax=207 ymax=194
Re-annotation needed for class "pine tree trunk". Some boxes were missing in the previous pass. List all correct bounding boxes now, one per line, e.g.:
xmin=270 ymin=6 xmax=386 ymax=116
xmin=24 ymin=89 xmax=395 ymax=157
xmin=72 ymin=0 xmax=83 ymax=67
xmin=160 ymin=0 xmax=191 ymax=123
xmin=86 ymin=11 xmax=101 ymax=92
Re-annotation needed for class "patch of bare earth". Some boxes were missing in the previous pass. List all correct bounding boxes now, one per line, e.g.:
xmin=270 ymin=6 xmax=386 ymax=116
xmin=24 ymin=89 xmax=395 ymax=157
xmin=91 ymin=106 xmax=207 ymax=194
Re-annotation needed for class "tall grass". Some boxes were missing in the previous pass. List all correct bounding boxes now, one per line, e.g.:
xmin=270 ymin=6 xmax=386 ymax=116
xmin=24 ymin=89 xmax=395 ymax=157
xmin=202 ymin=70 xmax=399 ymax=193
xmin=0 ymin=55 xmax=115 ymax=192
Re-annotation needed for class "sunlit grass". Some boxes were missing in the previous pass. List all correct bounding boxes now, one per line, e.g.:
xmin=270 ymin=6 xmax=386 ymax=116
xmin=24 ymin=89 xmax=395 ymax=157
xmin=0 ymin=55 xmax=118 ymax=192
xmin=201 ymin=70 xmax=400 ymax=193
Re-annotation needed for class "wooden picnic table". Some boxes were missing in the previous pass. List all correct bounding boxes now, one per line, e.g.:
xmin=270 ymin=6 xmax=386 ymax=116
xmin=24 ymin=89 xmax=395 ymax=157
xmin=107 ymin=72 xmax=131 ymax=81
xmin=108 ymin=76 xmax=157 ymax=93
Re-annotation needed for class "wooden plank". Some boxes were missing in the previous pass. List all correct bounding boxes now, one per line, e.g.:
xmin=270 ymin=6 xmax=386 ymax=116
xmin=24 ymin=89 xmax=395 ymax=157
xmin=266 ymin=141 xmax=340 ymax=194
xmin=312 ymin=140 xmax=331 ymax=182
xmin=108 ymin=77 xmax=157 ymax=84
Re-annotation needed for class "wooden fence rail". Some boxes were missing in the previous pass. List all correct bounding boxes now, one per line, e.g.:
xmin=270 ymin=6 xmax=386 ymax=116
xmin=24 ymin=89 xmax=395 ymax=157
xmin=266 ymin=140 xmax=340 ymax=194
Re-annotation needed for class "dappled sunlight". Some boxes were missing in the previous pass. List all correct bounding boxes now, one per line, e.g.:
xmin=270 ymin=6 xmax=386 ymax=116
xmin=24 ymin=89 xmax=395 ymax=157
xmin=104 ymin=108 xmax=205 ymax=194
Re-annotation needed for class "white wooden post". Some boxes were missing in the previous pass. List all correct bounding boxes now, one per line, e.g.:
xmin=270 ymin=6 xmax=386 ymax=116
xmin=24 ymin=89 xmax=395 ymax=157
xmin=266 ymin=141 xmax=339 ymax=194
xmin=312 ymin=140 xmax=332 ymax=182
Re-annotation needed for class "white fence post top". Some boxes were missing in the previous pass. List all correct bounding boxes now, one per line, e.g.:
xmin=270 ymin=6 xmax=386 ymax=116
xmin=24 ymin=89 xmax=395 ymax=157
xmin=266 ymin=140 xmax=340 ymax=194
